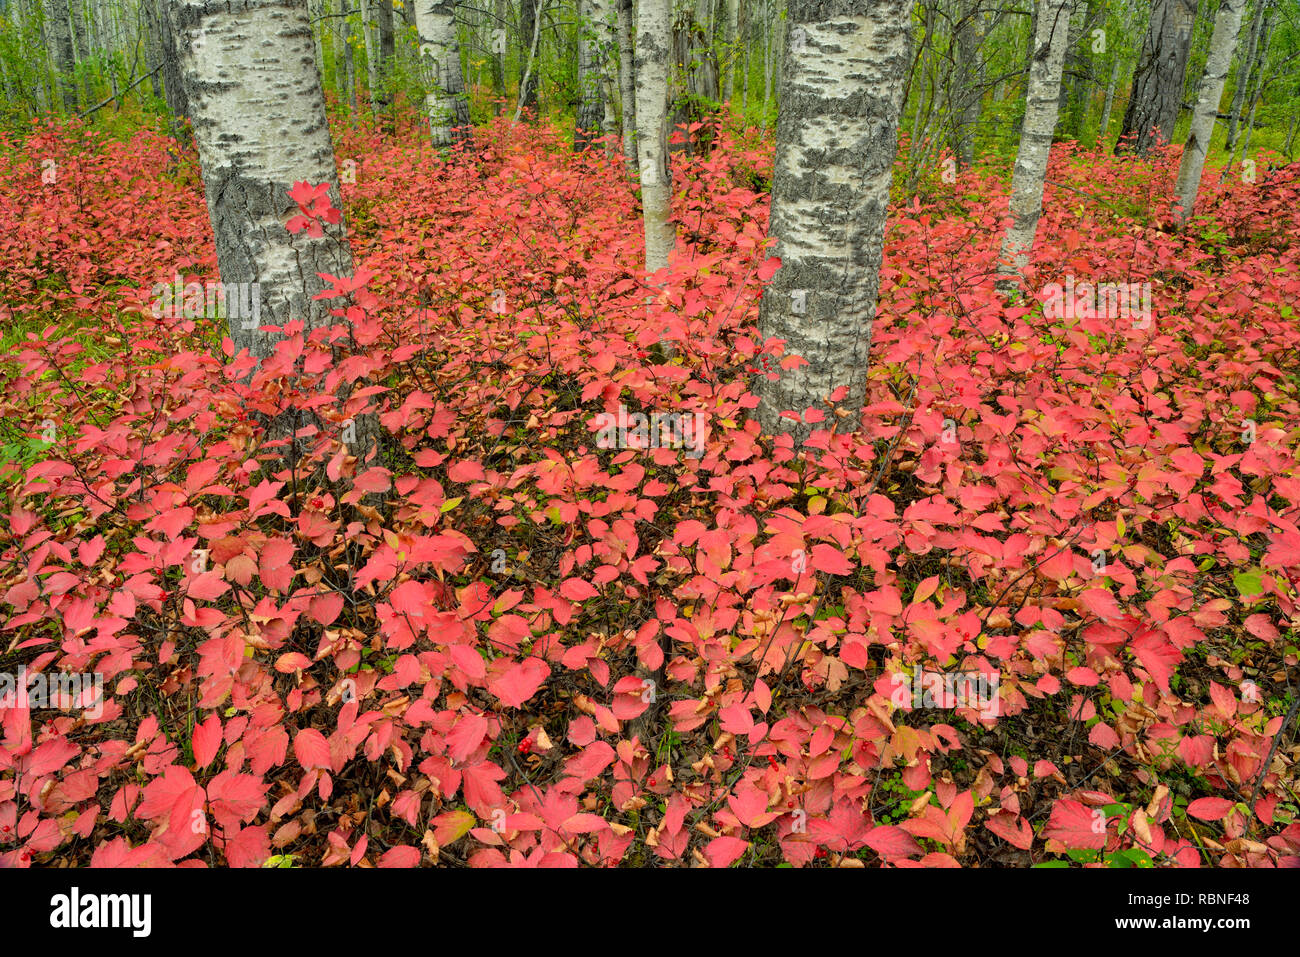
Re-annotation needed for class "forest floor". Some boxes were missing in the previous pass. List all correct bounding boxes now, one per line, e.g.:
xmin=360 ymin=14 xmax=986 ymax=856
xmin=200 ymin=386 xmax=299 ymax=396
xmin=0 ymin=109 xmax=1298 ymax=867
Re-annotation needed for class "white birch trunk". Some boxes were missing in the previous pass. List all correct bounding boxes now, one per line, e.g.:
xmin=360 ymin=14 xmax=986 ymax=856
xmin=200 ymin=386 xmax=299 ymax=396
xmin=414 ymin=0 xmax=471 ymax=146
xmin=170 ymin=0 xmax=353 ymax=360
xmin=636 ymin=0 xmax=674 ymax=278
xmin=997 ymin=0 xmax=1071 ymax=285
xmin=754 ymin=0 xmax=914 ymax=438
xmin=1173 ymin=0 xmax=1246 ymax=225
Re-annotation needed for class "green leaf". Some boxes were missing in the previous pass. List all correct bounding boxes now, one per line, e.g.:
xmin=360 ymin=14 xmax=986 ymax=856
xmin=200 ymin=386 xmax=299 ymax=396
xmin=1233 ymin=567 xmax=1264 ymax=597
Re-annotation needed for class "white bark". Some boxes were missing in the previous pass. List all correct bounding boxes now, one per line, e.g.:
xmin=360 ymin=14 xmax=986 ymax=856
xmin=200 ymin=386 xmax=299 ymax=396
xmin=1173 ymin=0 xmax=1246 ymax=225
xmin=171 ymin=0 xmax=353 ymax=359
xmin=997 ymin=0 xmax=1071 ymax=285
xmin=754 ymin=0 xmax=914 ymax=438
xmin=414 ymin=0 xmax=470 ymax=146
xmin=636 ymin=0 xmax=674 ymax=277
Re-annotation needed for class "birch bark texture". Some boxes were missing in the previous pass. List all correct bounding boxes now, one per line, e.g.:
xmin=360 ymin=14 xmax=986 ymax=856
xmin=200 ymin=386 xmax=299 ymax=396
xmin=575 ymin=0 xmax=609 ymax=149
xmin=996 ymin=0 xmax=1070 ymax=286
xmin=753 ymin=0 xmax=913 ymax=439
xmin=635 ymin=0 xmax=674 ymax=278
xmin=169 ymin=0 xmax=353 ymax=360
xmin=414 ymin=0 xmax=470 ymax=147
xmin=1116 ymin=0 xmax=1197 ymax=155
xmin=1173 ymin=0 xmax=1246 ymax=225
xmin=616 ymin=0 xmax=638 ymax=174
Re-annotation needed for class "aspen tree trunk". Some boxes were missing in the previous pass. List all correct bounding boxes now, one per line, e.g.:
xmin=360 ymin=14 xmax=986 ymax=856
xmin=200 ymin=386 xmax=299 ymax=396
xmin=330 ymin=0 xmax=347 ymax=91
xmin=723 ymin=0 xmax=738 ymax=103
xmin=415 ymin=0 xmax=471 ymax=146
xmin=343 ymin=5 xmax=357 ymax=113
xmin=1223 ymin=5 xmax=1273 ymax=178
xmin=760 ymin=0 xmax=772 ymax=130
xmin=997 ymin=0 xmax=1071 ymax=285
xmin=754 ymin=0 xmax=913 ymax=439
xmin=46 ymin=0 xmax=77 ymax=110
xmin=143 ymin=0 xmax=166 ymax=97
xmin=952 ymin=0 xmax=982 ymax=168
xmin=362 ymin=0 xmax=379 ymax=112
xmin=170 ymin=0 xmax=353 ymax=360
xmin=1224 ymin=0 xmax=1265 ymax=153
xmin=490 ymin=0 xmax=505 ymax=103
xmin=616 ymin=0 xmax=638 ymax=173
xmin=1096 ymin=52 xmax=1119 ymax=143
xmin=636 ymin=0 xmax=673 ymax=277
xmin=575 ymin=0 xmax=606 ymax=148
xmin=71 ymin=0 xmax=93 ymax=106
xmin=373 ymin=0 xmax=394 ymax=121
xmin=1115 ymin=0 xmax=1197 ymax=154
xmin=155 ymin=0 xmax=189 ymax=122
xmin=1173 ymin=0 xmax=1245 ymax=225
xmin=518 ymin=0 xmax=539 ymax=113
xmin=308 ymin=0 xmax=323 ymax=74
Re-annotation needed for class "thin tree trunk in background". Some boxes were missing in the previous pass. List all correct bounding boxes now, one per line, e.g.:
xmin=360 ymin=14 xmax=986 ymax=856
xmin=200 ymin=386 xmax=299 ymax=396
xmin=491 ymin=0 xmax=506 ymax=103
xmin=1116 ymin=0 xmax=1197 ymax=155
xmin=998 ymin=0 xmax=1071 ymax=285
xmin=46 ymin=0 xmax=77 ymax=111
xmin=1096 ymin=52 xmax=1119 ymax=144
xmin=575 ymin=0 xmax=606 ymax=148
xmin=142 ymin=0 xmax=165 ymax=97
xmin=1173 ymin=0 xmax=1246 ymax=225
xmin=760 ymin=0 xmax=772 ymax=131
xmin=415 ymin=0 xmax=471 ymax=145
xmin=723 ymin=0 xmax=738 ymax=103
xmin=156 ymin=0 xmax=189 ymax=124
xmin=373 ymin=0 xmax=395 ymax=122
xmin=754 ymin=0 xmax=914 ymax=439
xmin=71 ymin=0 xmax=93 ymax=107
xmin=518 ymin=0 xmax=539 ymax=114
xmin=308 ymin=0 xmax=324 ymax=75
xmin=1224 ymin=0 xmax=1265 ymax=153
xmin=1223 ymin=4 xmax=1273 ymax=178
xmin=343 ymin=4 xmax=357 ymax=114
xmin=636 ymin=0 xmax=674 ymax=277
xmin=616 ymin=0 xmax=637 ymax=173
xmin=362 ymin=0 xmax=379 ymax=113
xmin=952 ymin=0 xmax=983 ymax=168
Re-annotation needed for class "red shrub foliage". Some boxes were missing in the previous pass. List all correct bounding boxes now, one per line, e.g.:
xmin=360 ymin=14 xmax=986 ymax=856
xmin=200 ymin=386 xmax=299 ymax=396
xmin=1 ymin=113 xmax=1298 ymax=867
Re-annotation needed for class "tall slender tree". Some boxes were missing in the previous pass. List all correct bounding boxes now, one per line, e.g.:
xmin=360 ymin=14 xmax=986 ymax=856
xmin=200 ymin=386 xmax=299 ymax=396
xmin=998 ymin=0 xmax=1071 ymax=285
xmin=754 ymin=0 xmax=914 ymax=438
xmin=616 ymin=0 xmax=638 ymax=173
xmin=635 ymin=0 xmax=674 ymax=280
xmin=1173 ymin=0 xmax=1247 ymax=224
